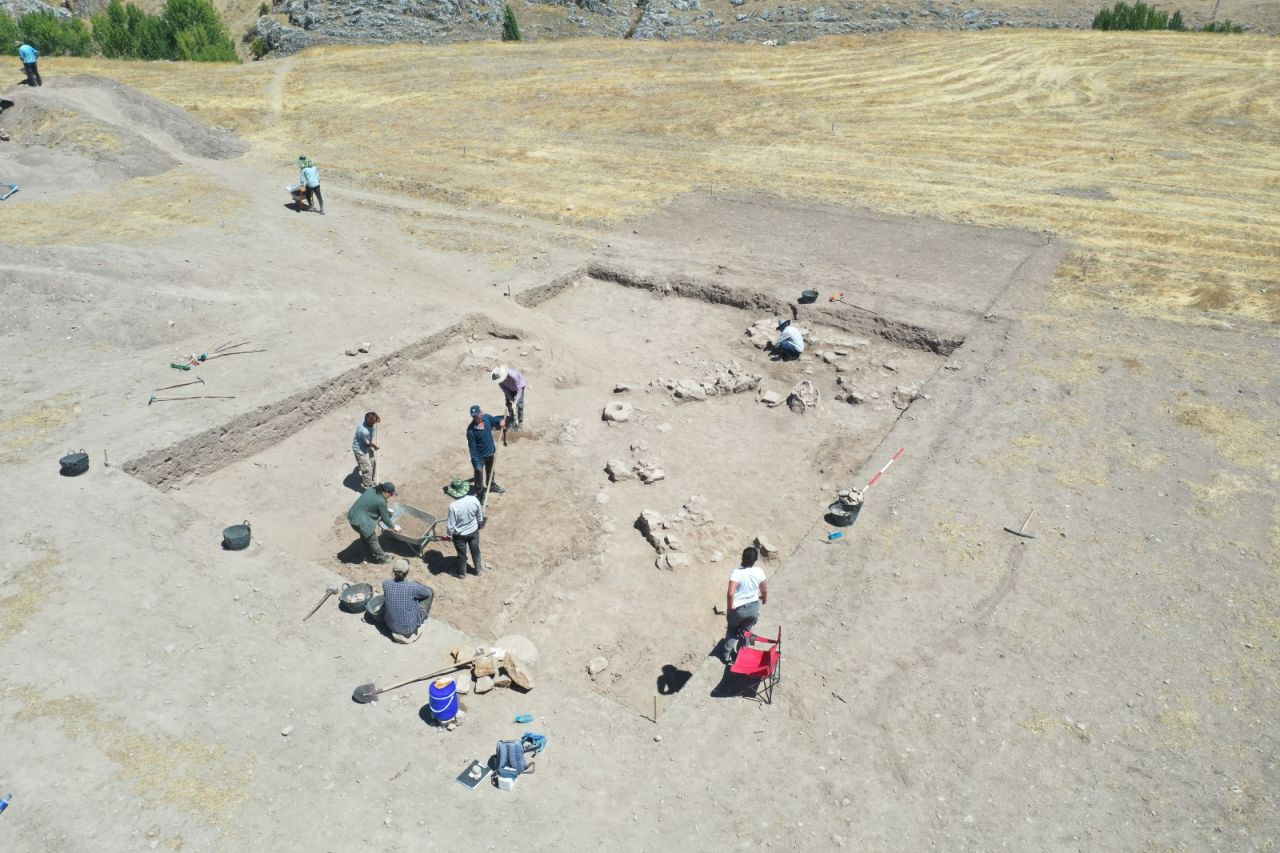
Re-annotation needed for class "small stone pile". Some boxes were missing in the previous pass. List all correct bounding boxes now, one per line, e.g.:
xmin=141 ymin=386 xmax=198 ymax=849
xmin=606 ymin=458 xmax=665 ymax=484
xmin=654 ymin=361 xmax=760 ymax=403
xmin=450 ymin=639 xmax=536 ymax=696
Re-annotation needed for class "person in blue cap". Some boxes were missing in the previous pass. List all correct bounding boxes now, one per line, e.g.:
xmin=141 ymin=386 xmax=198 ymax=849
xmin=15 ymin=41 xmax=41 ymax=87
xmin=466 ymin=404 xmax=507 ymax=496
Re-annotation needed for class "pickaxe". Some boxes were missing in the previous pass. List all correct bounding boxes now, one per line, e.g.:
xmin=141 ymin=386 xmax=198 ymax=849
xmin=303 ymin=587 xmax=339 ymax=621
xmin=148 ymin=394 xmax=237 ymax=405
xmin=154 ymin=375 xmax=205 ymax=392
xmin=1004 ymin=510 xmax=1036 ymax=539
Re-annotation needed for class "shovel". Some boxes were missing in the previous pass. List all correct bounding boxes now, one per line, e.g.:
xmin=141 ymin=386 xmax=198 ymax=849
xmin=353 ymin=657 xmax=482 ymax=704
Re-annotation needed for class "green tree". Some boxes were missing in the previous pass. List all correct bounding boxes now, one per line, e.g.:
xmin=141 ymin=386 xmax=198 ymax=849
xmin=0 ymin=12 xmax=20 ymax=54
xmin=18 ymin=11 xmax=94 ymax=56
xmin=501 ymin=4 xmax=521 ymax=41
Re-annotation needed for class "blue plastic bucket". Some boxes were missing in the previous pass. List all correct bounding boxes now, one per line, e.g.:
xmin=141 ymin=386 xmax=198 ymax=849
xmin=428 ymin=678 xmax=458 ymax=723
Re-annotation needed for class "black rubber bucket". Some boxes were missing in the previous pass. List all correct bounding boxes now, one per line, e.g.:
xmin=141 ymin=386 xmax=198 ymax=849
xmin=798 ymin=289 xmax=819 ymax=304
xmin=222 ymin=521 xmax=251 ymax=550
xmin=339 ymin=583 xmax=374 ymax=613
xmin=825 ymin=500 xmax=861 ymax=527
xmin=59 ymin=449 xmax=89 ymax=476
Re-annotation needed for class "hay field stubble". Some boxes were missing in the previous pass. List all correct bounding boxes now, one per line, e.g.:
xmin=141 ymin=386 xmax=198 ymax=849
xmin=55 ymin=30 xmax=1280 ymax=323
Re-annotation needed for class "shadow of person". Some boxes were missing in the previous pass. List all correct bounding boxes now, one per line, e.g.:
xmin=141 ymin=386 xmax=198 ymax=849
xmin=421 ymin=547 xmax=454 ymax=577
xmin=343 ymin=469 xmax=366 ymax=493
xmin=657 ymin=665 xmax=692 ymax=695
xmin=336 ymin=538 xmax=368 ymax=565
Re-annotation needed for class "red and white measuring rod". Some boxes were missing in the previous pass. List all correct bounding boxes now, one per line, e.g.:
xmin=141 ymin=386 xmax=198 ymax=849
xmin=864 ymin=447 xmax=904 ymax=491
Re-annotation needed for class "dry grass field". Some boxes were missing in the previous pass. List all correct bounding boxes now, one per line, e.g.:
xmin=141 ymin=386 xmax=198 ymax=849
xmin=42 ymin=30 xmax=1280 ymax=326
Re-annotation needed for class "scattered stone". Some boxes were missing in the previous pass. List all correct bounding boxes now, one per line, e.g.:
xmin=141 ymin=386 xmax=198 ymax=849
xmin=588 ymin=656 xmax=609 ymax=677
xmin=656 ymin=553 xmax=693 ymax=571
xmin=596 ymin=491 xmax=609 ymax=504
xmin=493 ymin=675 xmax=513 ymax=689
xmin=656 ymin=423 xmax=672 ymax=433
xmin=605 ymin=459 xmax=635 ymax=481
xmin=657 ymin=361 xmax=761 ymax=403
xmin=882 ymin=360 xmax=899 ymax=372
xmin=345 ymin=348 xmax=358 ymax=356
xmin=637 ymin=509 xmax=667 ymax=550
xmin=503 ymin=653 xmax=535 ymax=690
xmin=474 ymin=675 xmax=494 ymax=694
xmin=603 ymin=401 xmax=634 ymax=422
xmin=358 ymin=342 xmax=371 ymax=353
xmin=614 ymin=383 xmax=632 ymax=393
xmin=0 ymin=129 xmax=9 ymax=142
xmin=754 ymin=534 xmax=779 ymax=557
xmin=709 ymin=550 xmax=723 ymax=562
xmin=455 ymin=677 xmax=471 ymax=695
xmin=758 ymin=389 xmax=784 ymax=407
xmin=635 ymin=460 xmax=666 ymax=484
xmin=473 ymin=655 xmax=498 ymax=679
xmin=654 ymin=734 xmax=663 ymax=742
xmin=630 ymin=440 xmax=649 ymax=453
xmin=892 ymin=384 xmax=920 ymax=410
xmin=662 ymin=533 xmax=682 ymax=551
xmin=821 ymin=351 xmax=838 ymax=364
xmin=280 ymin=725 xmax=293 ymax=737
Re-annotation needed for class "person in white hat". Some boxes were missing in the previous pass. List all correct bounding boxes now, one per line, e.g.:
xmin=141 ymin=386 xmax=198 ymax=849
xmin=492 ymin=365 xmax=527 ymax=430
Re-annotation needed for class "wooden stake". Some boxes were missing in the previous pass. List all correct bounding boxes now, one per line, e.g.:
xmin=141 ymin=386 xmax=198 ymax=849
xmin=653 ymin=695 xmax=659 ymax=723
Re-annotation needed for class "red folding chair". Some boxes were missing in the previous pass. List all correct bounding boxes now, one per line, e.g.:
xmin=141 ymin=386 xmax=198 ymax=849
xmin=729 ymin=627 xmax=782 ymax=704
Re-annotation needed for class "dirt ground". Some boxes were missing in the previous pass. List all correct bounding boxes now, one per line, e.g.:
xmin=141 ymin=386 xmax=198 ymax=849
xmin=1 ymin=38 xmax=1278 ymax=852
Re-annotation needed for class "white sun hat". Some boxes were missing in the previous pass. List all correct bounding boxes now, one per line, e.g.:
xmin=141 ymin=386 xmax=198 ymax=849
xmin=492 ymin=365 xmax=509 ymax=382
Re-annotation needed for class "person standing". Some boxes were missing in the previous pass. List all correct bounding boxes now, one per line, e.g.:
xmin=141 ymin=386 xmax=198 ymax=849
xmin=492 ymin=365 xmax=527 ymax=430
xmin=16 ymin=41 xmax=41 ymax=87
xmin=380 ymin=562 xmax=434 ymax=643
xmin=298 ymin=155 xmax=323 ymax=214
xmin=720 ymin=547 xmax=768 ymax=664
xmin=444 ymin=478 xmax=485 ymax=576
xmin=466 ymin=404 xmax=507 ymax=496
xmin=346 ymin=482 xmax=399 ymax=564
xmin=352 ymin=411 xmax=380 ymax=490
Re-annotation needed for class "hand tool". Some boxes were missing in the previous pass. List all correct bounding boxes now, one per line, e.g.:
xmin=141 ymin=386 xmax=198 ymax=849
xmin=353 ymin=657 xmax=483 ymax=704
xmin=303 ymin=587 xmax=339 ymax=621
xmin=154 ymin=376 xmax=205 ymax=392
xmin=1003 ymin=509 xmax=1036 ymax=539
xmin=200 ymin=349 xmax=266 ymax=361
xmin=148 ymin=394 xmax=237 ymax=405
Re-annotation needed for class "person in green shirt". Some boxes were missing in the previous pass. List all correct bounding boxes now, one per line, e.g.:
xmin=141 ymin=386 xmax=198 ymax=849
xmin=347 ymin=482 xmax=400 ymax=563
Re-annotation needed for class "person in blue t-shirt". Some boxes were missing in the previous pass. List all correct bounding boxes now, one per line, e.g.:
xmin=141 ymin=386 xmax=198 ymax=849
xmin=15 ymin=42 xmax=41 ymax=87
xmin=466 ymin=404 xmax=508 ymax=497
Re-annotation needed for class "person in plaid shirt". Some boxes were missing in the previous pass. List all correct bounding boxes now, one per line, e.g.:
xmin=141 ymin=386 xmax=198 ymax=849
xmin=381 ymin=563 xmax=434 ymax=643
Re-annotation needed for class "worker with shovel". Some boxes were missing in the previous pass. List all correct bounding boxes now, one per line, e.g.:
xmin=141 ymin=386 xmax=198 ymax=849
xmin=381 ymin=561 xmax=434 ymax=643
xmin=347 ymin=482 xmax=400 ymax=564
xmin=466 ymin=404 xmax=507 ymax=498
xmin=352 ymin=411 xmax=380 ymax=490
xmin=445 ymin=478 xmax=485 ymax=576
xmin=492 ymin=365 xmax=527 ymax=430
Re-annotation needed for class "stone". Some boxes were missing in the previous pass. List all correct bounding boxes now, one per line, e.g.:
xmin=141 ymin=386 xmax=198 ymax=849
xmin=754 ymin=534 xmax=779 ymax=556
xmin=493 ymin=676 xmax=513 ymax=689
xmin=473 ymin=655 xmax=498 ymax=678
xmin=0 ymin=130 xmax=9 ymax=142
xmin=345 ymin=348 xmax=358 ymax=356
xmin=455 ymin=677 xmax=471 ymax=695
xmin=474 ymin=675 xmax=494 ymax=694
xmin=496 ymin=634 xmax=539 ymax=665
xmin=587 ymin=656 xmax=609 ymax=677
xmin=638 ymin=466 xmax=666 ymax=484
xmin=630 ymin=440 xmax=649 ymax=453
xmin=758 ymin=389 xmax=784 ymax=407
xmin=821 ymin=351 xmax=839 ymax=364
xmin=787 ymin=379 xmax=820 ymax=414
xmin=846 ymin=392 xmax=866 ymax=405
xmin=637 ymin=510 xmax=667 ymax=550
xmin=882 ymin=360 xmax=899 ymax=372
xmin=358 ymin=342 xmax=371 ymax=353
xmin=656 ymin=553 xmax=693 ymax=571
xmin=605 ymin=459 xmax=634 ymax=481
xmin=603 ymin=401 xmax=634 ymax=422
xmin=662 ymin=533 xmax=682 ymax=551
xmin=892 ymin=384 xmax=920 ymax=410
xmin=280 ymin=725 xmax=293 ymax=736
xmin=614 ymin=383 xmax=632 ymax=393
xmin=503 ymin=653 xmax=535 ymax=690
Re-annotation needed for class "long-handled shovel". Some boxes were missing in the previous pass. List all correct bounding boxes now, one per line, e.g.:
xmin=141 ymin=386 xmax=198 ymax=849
xmin=352 ymin=657 xmax=482 ymax=704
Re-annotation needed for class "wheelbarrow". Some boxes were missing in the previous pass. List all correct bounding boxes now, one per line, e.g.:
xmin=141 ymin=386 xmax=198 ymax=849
xmin=381 ymin=502 xmax=443 ymax=557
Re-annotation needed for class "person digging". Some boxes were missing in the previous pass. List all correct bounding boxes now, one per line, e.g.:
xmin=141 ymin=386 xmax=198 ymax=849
xmin=466 ymin=404 xmax=507 ymax=498
xmin=352 ymin=411 xmax=380 ymax=490
xmin=492 ymin=364 xmax=527 ymax=430
xmin=445 ymin=478 xmax=486 ymax=576
xmin=772 ymin=319 xmax=805 ymax=361
xmin=346 ymin=482 xmax=400 ymax=564
xmin=380 ymin=561 xmax=434 ymax=644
